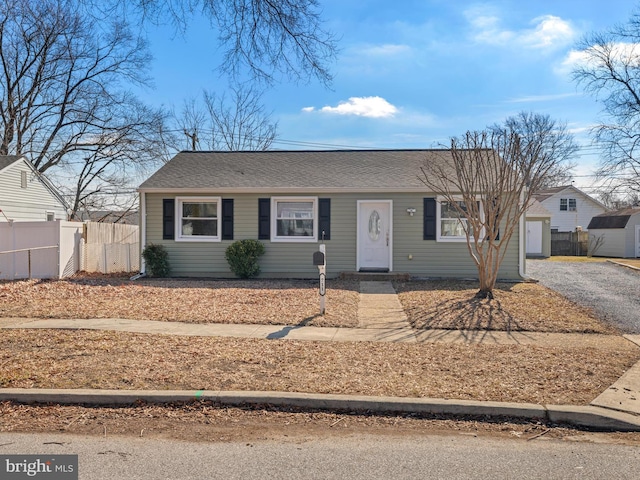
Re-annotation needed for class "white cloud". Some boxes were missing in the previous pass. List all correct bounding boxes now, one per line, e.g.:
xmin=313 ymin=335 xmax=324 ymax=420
xmin=556 ymin=42 xmax=640 ymax=76
xmin=522 ymin=15 xmax=575 ymax=49
xmin=318 ymin=96 xmax=398 ymax=118
xmin=465 ymin=7 xmax=575 ymax=50
xmin=506 ymin=92 xmax=580 ymax=103
xmin=359 ymin=44 xmax=412 ymax=57
xmin=301 ymin=106 xmax=315 ymax=113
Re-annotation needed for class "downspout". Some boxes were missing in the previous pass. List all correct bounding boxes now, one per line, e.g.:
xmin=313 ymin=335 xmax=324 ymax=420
xmin=518 ymin=189 xmax=527 ymax=279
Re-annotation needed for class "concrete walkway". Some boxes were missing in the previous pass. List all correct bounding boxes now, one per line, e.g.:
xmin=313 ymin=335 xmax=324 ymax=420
xmin=2 ymin=280 xmax=640 ymax=431
xmin=358 ymin=281 xmax=412 ymax=329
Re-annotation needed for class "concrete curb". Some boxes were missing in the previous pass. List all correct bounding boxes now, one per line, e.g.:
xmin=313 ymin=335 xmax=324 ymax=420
xmin=608 ymin=260 xmax=640 ymax=272
xmin=2 ymin=389 xmax=640 ymax=432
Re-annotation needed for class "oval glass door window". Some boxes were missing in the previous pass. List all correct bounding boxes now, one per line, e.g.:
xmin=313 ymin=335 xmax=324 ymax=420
xmin=368 ymin=210 xmax=381 ymax=241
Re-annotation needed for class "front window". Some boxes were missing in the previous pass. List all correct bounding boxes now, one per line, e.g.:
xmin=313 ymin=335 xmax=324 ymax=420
xmin=568 ymin=198 xmax=577 ymax=211
xmin=176 ymin=197 xmax=221 ymax=241
xmin=437 ymin=199 xmax=481 ymax=241
xmin=272 ymin=197 xmax=317 ymax=242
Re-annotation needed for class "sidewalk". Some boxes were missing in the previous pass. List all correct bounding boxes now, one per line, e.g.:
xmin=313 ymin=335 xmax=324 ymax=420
xmin=2 ymin=281 xmax=640 ymax=431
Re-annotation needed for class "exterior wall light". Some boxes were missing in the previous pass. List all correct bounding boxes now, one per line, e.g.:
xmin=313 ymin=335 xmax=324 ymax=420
xmin=406 ymin=208 xmax=416 ymax=216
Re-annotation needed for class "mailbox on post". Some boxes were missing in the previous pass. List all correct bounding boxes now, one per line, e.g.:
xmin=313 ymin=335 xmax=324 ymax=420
xmin=313 ymin=245 xmax=326 ymax=314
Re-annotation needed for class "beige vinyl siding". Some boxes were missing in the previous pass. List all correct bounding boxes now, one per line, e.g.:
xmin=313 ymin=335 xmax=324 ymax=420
xmin=145 ymin=192 xmax=522 ymax=279
xmin=0 ymin=160 xmax=67 ymax=221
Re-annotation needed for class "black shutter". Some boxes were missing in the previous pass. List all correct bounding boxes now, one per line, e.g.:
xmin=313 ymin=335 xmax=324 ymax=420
xmin=222 ymin=199 xmax=234 ymax=240
xmin=163 ymin=199 xmax=175 ymax=240
xmin=318 ymin=198 xmax=331 ymax=240
xmin=258 ymin=198 xmax=270 ymax=239
xmin=423 ymin=198 xmax=436 ymax=240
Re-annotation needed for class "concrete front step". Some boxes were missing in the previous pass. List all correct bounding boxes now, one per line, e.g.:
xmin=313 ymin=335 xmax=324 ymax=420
xmin=340 ymin=272 xmax=411 ymax=281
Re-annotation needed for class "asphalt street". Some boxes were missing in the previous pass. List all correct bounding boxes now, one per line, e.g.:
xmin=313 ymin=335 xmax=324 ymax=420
xmin=2 ymin=432 xmax=640 ymax=479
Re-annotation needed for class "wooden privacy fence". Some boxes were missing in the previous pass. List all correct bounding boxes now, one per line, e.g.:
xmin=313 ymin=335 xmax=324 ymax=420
xmin=81 ymin=222 xmax=140 ymax=274
xmin=551 ymin=231 xmax=589 ymax=256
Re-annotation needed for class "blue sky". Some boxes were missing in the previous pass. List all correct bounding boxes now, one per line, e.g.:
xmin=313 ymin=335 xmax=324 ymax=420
xmin=138 ymin=0 xmax=638 ymax=191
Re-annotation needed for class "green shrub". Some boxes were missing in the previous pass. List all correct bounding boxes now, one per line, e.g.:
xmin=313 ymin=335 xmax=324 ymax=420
xmin=142 ymin=244 xmax=170 ymax=277
xmin=225 ymin=239 xmax=265 ymax=279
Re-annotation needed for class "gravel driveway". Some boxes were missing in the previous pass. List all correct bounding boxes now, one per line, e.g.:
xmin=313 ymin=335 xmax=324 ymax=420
xmin=527 ymin=260 xmax=640 ymax=333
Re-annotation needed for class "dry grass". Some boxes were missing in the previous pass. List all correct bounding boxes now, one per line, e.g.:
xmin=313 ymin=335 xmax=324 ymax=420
xmin=393 ymin=281 xmax=617 ymax=334
xmin=0 ymin=329 xmax=637 ymax=406
xmin=546 ymin=256 xmax=610 ymax=263
xmin=547 ymin=256 xmax=640 ymax=268
xmin=1 ymin=274 xmax=637 ymax=411
xmin=0 ymin=275 xmax=618 ymax=334
xmin=0 ymin=277 xmax=359 ymax=328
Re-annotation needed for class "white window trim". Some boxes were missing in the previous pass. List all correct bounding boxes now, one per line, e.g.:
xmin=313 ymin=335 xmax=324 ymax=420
xmin=436 ymin=197 xmax=484 ymax=242
xmin=271 ymin=196 xmax=318 ymax=243
xmin=175 ymin=196 xmax=222 ymax=242
xmin=560 ymin=198 xmax=567 ymax=211
xmin=45 ymin=211 xmax=55 ymax=221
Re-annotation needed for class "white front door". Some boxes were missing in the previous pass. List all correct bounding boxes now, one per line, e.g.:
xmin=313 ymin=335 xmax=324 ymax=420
xmin=357 ymin=200 xmax=392 ymax=271
xmin=636 ymin=225 xmax=640 ymax=258
xmin=526 ymin=221 xmax=543 ymax=255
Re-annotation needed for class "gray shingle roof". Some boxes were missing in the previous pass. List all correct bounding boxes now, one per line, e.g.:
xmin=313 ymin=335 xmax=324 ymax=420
xmin=0 ymin=155 xmax=22 ymax=172
xmin=138 ymin=150 xmax=459 ymax=192
xmin=533 ymin=185 xmax=570 ymax=203
xmin=587 ymin=208 xmax=640 ymax=229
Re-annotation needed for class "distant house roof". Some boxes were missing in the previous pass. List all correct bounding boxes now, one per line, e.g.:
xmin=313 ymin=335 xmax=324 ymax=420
xmin=526 ymin=199 xmax=552 ymax=217
xmin=533 ymin=184 xmax=608 ymax=210
xmin=139 ymin=149 xmax=470 ymax=193
xmin=533 ymin=185 xmax=568 ymax=203
xmin=587 ymin=208 xmax=640 ymax=229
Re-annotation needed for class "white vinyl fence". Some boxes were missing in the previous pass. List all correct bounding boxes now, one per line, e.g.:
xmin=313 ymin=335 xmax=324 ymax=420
xmin=81 ymin=222 xmax=139 ymax=274
xmin=0 ymin=221 xmax=83 ymax=280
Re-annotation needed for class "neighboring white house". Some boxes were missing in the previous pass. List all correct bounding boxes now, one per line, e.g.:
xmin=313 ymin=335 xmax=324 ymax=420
xmin=587 ymin=208 xmax=640 ymax=258
xmin=0 ymin=155 xmax=69 ymax=222
xmin=533 ymin=185 xmax=608 ymax=232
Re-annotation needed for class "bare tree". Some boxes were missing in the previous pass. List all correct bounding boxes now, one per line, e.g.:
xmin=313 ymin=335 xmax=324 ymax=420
xmin=57 ymin=100 xmax=168 ymax=219
xmin=0 ymin=0 xmax=167 ymax=218
xmin=421 ymin=119 xmax=574 ymax=299
xmin=573 ymin=9 xmax=640 ymax=194
xmin=84 ymin=0 xmax=337 ymax=85
xmin=173 ymin=98 xmax=207 ymax=151
xmin=598 ymin=189 xmax=640 ymax=208
xmin=204 ymin=86 xmax=277 ymax=150
xmin=171 ymin=85 xmax=278 ymax=151
xmin=494 ymin=112 xmax=578 ymax=189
